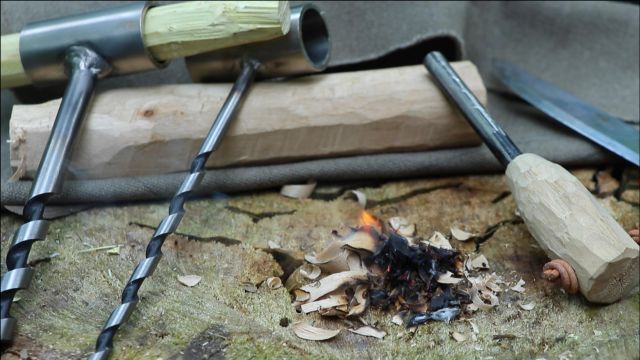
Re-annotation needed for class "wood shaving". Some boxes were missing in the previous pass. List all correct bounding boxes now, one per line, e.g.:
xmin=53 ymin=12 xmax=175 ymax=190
xmin=299 ymin=270 xmax=368 ymax=302
xmin=350 ymin=190 xmax=367 ymax=208
xmin=450 ymin=227 xmax=476 ymax=241
xmin=292 ymin=321 xmax=340 ymax=341
xmin=511 ymin=279 xmax=526 ymax=293
xmin=106 ymin=246 xmax=120 ymax=255
xmin=300 ymin=264 xmax=322 ymax=280
xmin=266 ymin=277 xmax=282 ymax=289
xmin=177 ymin=275 xmax=201 ymax=287
xmin=468 ymin=321 xmax=479 ymax=334
xmin=242 ymin=282 xmax=258 ymax=293
xmin=391 ymin=314 xmax=404 ymax=326
xmin=348 ymin=326 xmax=386 ymax=339
xmin=470 ymin=254 xmax=490 ymax=270
xmin=348 ymin=285 xmax=369 ymax=316
xmin=452 ymin=332 xmax=466 ymax=342
xmin=280 ymin=180 xmax=317 ymax=199
xmin=518 ymin=301 xmax=535 ymax=310
xmin=424 ymin=231 xmax=453 ymax=250
xmin=267 ymin=240 xmax=281 ymax=249
xmin=301 ymin=295 xmax=349 ymax=314
xmin=388 ymin=217 xmax=416 ymax=237
xmin=437 ymin=271 xmax=463 ymax=284
xmin=343 ymin=230 xmax=383 ymax=253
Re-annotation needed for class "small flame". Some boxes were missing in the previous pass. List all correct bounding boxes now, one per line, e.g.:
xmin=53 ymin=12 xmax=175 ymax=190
xmin=359 ymin=210 xmax=382 ymax=233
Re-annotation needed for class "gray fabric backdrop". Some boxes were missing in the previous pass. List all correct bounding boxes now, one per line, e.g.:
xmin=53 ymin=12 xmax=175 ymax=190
xmin=1 ymin=1 xmax=638 ymax=205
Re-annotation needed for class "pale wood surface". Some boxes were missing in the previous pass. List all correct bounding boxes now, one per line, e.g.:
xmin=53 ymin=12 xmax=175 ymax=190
xmin=505 ymin=153 xmax=639 ymax=303
xmin=0 ymin=1 xmax=290 ymax=89
xmin=9 ymin=62 xmax=485 ymax=180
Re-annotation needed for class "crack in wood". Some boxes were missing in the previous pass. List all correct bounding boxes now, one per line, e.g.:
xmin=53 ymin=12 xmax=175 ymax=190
xmin=224 ymin=206 xmax=296 ymax=223
xmin=475 ymin=217 xmax=524 ymax=251
xmin=366 ymin=182 xmax=463 ymax=208
xmin=129 ymin=221 xmax=242 ymax=246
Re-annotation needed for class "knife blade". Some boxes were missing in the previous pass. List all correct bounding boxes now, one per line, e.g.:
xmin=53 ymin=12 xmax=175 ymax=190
xmin=494 ymin=60 xmax=640 ymax=166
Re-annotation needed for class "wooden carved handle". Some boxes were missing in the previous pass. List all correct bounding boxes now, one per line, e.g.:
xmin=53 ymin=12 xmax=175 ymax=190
xmin=506 ymin=153 xmax=639 ymax=304
xmin=0 ymin=1 xmax=290 ymax=88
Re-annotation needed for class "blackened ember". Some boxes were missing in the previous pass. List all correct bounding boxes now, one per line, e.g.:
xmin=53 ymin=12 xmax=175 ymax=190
xmin=365 ymin=231 xmax=469 ymax=326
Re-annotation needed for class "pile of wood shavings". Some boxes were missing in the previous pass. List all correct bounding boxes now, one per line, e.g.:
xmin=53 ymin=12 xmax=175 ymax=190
xmin=287 ymin=212 xmax=515 ymax=341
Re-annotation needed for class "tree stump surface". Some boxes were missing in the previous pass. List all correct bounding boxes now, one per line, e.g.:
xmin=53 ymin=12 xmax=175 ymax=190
xmin=1 ymin=169 xmax=638 ymax=359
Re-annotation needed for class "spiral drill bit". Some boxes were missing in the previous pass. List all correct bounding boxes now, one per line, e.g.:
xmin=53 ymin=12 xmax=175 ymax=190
xmin=90 ymin=60 xmax=259 ymax=360
xmin=1 ymin=46 xmax=111 ymax=346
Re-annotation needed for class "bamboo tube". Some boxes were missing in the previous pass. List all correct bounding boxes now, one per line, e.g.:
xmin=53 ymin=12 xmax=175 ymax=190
xmin=9 ymin=63 xmax=485 ymax=180
xmin=0 ymin=1 xmax=290 ymax=89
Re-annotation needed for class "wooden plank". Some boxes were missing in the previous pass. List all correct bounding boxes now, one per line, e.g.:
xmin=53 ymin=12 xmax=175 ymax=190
xmin=9 ymin=62 xmax=485 ymax=180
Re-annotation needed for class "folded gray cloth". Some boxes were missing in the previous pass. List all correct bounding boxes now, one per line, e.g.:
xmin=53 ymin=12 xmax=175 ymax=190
xmin=1 ymin=1 xmax=637 ymax=205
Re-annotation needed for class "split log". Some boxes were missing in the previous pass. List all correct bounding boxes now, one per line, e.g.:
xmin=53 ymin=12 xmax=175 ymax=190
xmin=1 ymin=1 xmax=290 ymax=88
xmin=9 ymin=62 xmax=485 ymax=180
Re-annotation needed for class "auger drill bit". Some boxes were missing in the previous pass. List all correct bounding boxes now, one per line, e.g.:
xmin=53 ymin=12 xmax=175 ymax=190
xmin=90 ymin=60 xmax=259 ymax=360
xmin=1 ymin=47 xmax=111 ymax=347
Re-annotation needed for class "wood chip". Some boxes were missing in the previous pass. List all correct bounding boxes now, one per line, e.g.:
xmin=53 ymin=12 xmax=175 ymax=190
xmin=299 ymin=270 xmax=369 ymax=302
xmin=469 ymin=321 xmax=479 ymax=334
xmin=391 ymin=314 xmax=404 ymax=326
xmin=518 ymin=301 xmax=535 ymax=311
xmin=437 ymin=271 xmax=463 ymax=284
xmin=280 ymin=180 xmax=317 ymax=199
xmin=451 ymin=227 xmax=476 ymax=241
xmin=301 ymin=295 xmax=349 ymax=314
xmin=177 ymin=275 xmax=201 ymax=287
xmin=343 ymin=230 xmax=383 ymax=253
xmin=510 ymin=279 xmax=526 ymax=293
xmin=350 ymin=190 xmax=367 ymax=208
xmin=424 ymin=231 xmax=453 ymax=250
xmin=305 ymin=241 xmax=343 ymax=264
xmin=300 ymin=264 xmax=322 ymax=280
xmin=267 ymin=240 xmax=281 ymax=249
xmin=388 ymin=217 xmax=416 ymax=237
xmin=106 ymin=246 xmax=120 ymax=255
xmin=452 ymin=332 xmax=466 ymax=342
xmin=348 ymin=326 xmax=386 ymax=339
xmin=292 ymin=321 xmax=341 ymax=341
xmin=266 ymin=277 xmax=282 ymax=289
xmin=470 ymin=254 xmax=490 ymax=269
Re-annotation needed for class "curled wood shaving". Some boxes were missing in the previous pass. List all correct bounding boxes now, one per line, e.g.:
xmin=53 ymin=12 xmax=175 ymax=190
xmin=292 ymin=321 xmax=341 ymax=341
xmin=470 ymin=254 xmax=490 ymax=270
xmin=348 ymin=326 xmax=386 ymax=339
xmin=280 ymin=180 xmax=317 ymax=199
xmin=437 ymin=271 xmax=463 ymax=284
xmin=177 ymin=275 xmax=202 ymax=287
xmin=343 ymin=230 xmax=383 ymax=253
xmin=511 ymin=279 xmax=526 ymax=293
xmin=299 ymin=270 xmax=368 ymax=302
xmin=388 ymin=217 xmax=416 ymax=237
xmin=452 ymin=332 xmax=466 ymax=342
xmin=350 ymin=190 xmax=367 ymax=208
xmin=300 ymin=264 xmax=322 ymax=280
xmin=469 ymin=284 xmax=499 ymax=311
xmin=391 ymin=314 xmax=404 ymax=326
xmin=347 ymin=252 xmax=366 ymax=271
xmin=451 ymin=227 xmax=476 ymax=241
xmin=424 ymin=231 xmax=453 ymax=250
xmin=301 ymin=295 xmax=349 ymax=314
xmin=518 ymin=301 xmax=535 ymax=310
xmin=348 ymin=285 xmax=369 ymax=316
xmin=266 ymin=277 xmax=282 ymax=289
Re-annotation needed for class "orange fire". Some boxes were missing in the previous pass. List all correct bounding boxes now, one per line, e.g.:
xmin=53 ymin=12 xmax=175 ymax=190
xmin=359 ymin=210 xmax=382 ymax=232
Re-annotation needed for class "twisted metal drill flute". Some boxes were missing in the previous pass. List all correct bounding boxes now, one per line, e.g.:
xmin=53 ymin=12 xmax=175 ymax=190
xmin=0 ymin=2 xmax=164 ymax=345
xmin=90 ymin=60 xmax=259 ymax=360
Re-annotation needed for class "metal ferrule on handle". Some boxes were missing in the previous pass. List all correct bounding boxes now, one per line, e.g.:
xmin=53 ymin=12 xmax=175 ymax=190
xmin=424 ymin=51 xmax=521 ymax=167
xmin=186 ymin=4 xmax=330 ymax=82
xmin=19 ymin=1 xmax=163 ymax=86
xmin=1 ymin=46 xmax=111 ymax=344
xmin=89 ymin=60 xmax=259 ymax=360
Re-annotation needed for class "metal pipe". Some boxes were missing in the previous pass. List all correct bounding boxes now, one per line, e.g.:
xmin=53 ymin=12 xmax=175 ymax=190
xmin=1 ymin=46 xmax=111 ymax=344
xmin=424 ymin=51 xmax=521 ymax=167
xmin=89 ymin=60 xmax=259 ymax=360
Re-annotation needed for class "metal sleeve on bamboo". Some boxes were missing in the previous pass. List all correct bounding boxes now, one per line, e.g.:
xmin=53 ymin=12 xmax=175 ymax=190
xmin=89 ymin=60 xmax=259 ymax=359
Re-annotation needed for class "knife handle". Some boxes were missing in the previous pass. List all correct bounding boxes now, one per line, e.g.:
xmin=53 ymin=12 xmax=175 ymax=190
xmin=505 ymin=153 xmax=639 ymax=304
